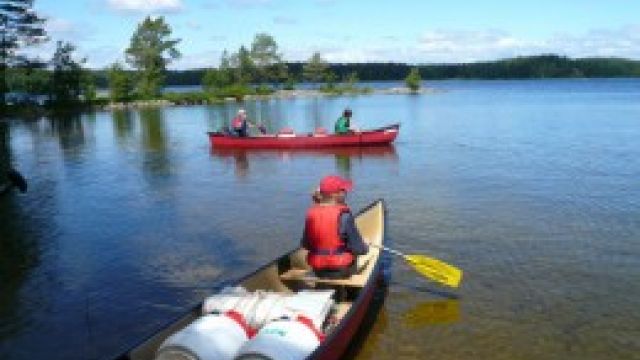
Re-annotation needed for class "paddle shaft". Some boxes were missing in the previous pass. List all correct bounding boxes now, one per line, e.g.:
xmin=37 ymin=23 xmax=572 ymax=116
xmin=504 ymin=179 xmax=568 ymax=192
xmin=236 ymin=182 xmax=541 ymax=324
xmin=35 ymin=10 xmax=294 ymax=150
xmin=368 ymin=243 xmax=406 ymax=258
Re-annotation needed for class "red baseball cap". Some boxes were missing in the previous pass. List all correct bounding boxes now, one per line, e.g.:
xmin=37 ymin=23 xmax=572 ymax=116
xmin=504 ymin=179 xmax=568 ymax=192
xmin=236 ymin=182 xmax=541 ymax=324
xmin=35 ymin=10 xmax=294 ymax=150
xmin=319 ymin=175 xmax=353 ymax=194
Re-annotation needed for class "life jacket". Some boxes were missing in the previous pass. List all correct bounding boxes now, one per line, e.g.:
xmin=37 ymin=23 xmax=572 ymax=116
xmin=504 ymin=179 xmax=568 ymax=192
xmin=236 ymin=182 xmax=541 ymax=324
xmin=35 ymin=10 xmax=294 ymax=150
xmin=305 ymin=204 xmax=354 ymax=270
xmin=232 ymin=116 xmax=244 ymax=129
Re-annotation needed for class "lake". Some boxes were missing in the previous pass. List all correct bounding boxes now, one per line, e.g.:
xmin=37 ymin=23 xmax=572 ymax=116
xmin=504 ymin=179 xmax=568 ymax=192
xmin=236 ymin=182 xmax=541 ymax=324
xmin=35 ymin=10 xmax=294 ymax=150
xmin=1 ymin=79 xmax=639 ymax=359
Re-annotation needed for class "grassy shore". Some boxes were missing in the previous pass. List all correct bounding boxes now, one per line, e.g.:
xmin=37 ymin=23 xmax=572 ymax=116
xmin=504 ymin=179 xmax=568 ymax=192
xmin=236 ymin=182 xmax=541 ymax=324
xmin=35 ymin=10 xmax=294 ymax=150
xmin=2 ymin=84 xmax=427 ymax=116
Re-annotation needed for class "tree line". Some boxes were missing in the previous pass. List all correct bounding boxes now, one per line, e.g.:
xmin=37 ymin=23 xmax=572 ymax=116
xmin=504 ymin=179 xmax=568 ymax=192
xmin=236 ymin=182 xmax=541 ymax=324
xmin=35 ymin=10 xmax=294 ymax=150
xmin=140 ymin=55 xmax=640 ymax=86
xmin=3 ymin=1 xmax=640 ymax=110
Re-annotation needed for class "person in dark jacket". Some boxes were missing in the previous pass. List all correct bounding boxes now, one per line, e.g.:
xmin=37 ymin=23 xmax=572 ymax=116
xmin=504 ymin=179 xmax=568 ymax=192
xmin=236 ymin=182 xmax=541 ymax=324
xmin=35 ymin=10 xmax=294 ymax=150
xmin=302 ymin=175 xmax=369 ymax=279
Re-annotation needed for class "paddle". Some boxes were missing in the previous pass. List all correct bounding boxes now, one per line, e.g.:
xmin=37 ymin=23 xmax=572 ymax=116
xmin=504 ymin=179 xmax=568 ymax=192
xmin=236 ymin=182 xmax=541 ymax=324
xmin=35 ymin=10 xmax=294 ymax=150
xmin=369 ymin=243 xmax=463 ymax=288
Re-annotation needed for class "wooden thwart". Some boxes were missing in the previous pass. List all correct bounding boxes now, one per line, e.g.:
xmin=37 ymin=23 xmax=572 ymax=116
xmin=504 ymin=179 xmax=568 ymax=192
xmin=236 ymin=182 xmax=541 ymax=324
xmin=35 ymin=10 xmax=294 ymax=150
xmin=279 ymin=268 xmax=369 ymax=287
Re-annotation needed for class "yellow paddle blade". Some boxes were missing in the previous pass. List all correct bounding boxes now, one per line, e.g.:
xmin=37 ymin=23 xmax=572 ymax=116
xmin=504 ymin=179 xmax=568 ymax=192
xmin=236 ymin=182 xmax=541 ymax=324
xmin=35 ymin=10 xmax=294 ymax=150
xmin=404 ymin=255 xmax=463 ymax=288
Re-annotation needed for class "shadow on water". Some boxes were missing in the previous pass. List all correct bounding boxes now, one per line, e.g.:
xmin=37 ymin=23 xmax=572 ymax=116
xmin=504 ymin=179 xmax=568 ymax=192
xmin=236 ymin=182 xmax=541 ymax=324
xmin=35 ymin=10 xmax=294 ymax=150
xmin=0 ymin=122 xmax=48 ymax=343
xmin=340 ymin=249 xmax=393 ymax=359
xmin=0 ymin=195 xmax=43 ymax=342
xmin=210 ymin=145 xmax=399 ymax=179
xmin=341 ymin=281 xmax=390 ymax=360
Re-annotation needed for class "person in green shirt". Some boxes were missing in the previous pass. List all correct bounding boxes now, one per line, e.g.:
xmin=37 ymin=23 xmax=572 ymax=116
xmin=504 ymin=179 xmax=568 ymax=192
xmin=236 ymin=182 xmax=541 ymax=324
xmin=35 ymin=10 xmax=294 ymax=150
xmin=334 ymin=108 xmax=353 ymax=134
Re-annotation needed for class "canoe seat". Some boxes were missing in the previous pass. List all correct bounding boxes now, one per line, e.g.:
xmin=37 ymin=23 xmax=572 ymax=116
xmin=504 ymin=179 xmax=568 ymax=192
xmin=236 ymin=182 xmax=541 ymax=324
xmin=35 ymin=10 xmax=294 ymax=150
xmin=279 ymin=268 xmax=369 ymax=287
xmin=279 ymin=256 xmax=373 ymax=287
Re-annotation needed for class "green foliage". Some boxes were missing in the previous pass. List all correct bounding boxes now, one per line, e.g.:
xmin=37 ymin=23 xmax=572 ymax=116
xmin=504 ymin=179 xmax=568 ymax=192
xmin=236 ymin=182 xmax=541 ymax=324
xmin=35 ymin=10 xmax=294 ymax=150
xmin=250 ymin=33 xmax=286 ymax=83
xmin=108 ymin=62 xmax=134 ymax=102
xmin=202 ymin=69 xmax=218 ymax=92
xmin=81 ymin=72 xmax=96 ymax=101
xmin=254 ymin=84 xmax=274 ymax=95
xmin=215 ymin=83 xmax=252 ymax=100
xmin=0 ymin=0 xmax=47 ymax=106
xmin=50 ymin=41 xmax=86 ymax=105
xmin=162 ymin=91 xmax=212 ymax=104
xmin=6 ymin=67 xmax=50 ymax=94
xmin=405 ymin=67 xmax=421 ymax=92
xmin=303 ymin=52 xmax=329 ymax=85
xmin=233 ymin=45 xmax=256 ymax=84
xmin=344 ymin=71 xmax=359 ymax=89
xmin=125 ymin=16 xmax=181 ymax=98
xmin=283 ymin=76 xmax=297 ymax=90
xmin=324 ymin=71 xmax=337 ymax=90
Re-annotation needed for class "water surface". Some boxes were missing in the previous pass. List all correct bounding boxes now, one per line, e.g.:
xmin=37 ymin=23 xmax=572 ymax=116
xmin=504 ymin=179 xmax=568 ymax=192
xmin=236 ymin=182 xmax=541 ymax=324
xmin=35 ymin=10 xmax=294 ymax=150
xmin=1 ymin=79 xmax=639 ymax=359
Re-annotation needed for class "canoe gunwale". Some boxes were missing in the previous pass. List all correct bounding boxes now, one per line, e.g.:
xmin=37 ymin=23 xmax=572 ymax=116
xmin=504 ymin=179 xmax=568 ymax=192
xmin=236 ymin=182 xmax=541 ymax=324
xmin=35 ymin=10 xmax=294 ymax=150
xmin=112 ymin=199 xmax=387 ymax=360
xmin=207 ymin=124 xmax=400 ymax=149
xmin=308 ymin=198 xmax=387 ymax=359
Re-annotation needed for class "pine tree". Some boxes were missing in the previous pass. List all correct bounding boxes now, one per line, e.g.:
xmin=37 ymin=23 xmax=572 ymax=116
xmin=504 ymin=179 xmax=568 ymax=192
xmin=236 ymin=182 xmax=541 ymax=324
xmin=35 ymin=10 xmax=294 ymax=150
xmin=0 ymin=0 xmax=47 ymax=107
xmin=405 ymin=67 xmax=422 ymax=92
xmin=303 ymin=52 xmax=329 ymax=86
xmin=50 ymin=41 xmax=85 ymax=105
xmin=125 ymin=16 xmax=180 ymax=98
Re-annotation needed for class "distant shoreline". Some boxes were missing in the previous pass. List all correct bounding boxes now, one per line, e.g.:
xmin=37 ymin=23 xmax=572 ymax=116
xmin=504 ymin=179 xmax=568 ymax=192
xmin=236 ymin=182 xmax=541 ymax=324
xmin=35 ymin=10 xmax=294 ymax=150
xmin=101 ymin=86 xmax=441 ymax=110
xmin=4 ymin=77 xmax=637 ymax=116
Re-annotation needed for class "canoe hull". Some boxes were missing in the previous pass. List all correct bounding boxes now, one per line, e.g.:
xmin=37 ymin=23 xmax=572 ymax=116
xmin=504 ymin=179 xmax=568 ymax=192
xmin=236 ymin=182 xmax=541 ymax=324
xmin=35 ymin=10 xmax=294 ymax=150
xmin=208 ymin=124 xmax=400 ymax=149
xmin=309 ymin=272 xmax=384 ymax=360
xmin=113 ymin=200 xmax=388 ymax=360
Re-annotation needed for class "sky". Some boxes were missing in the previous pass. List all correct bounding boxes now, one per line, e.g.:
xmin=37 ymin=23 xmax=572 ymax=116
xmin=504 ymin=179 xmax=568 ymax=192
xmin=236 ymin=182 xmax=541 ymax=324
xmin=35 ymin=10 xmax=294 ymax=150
xmin=28 ymin=0 xmax=640 ymax=69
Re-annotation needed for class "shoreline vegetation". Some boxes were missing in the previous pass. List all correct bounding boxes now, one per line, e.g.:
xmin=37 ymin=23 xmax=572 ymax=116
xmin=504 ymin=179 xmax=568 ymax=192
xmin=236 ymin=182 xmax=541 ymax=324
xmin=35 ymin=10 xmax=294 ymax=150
xmin=3 ymin=86 xmax=434 ymax=115
xmin=3 ymin=8 xmax=640 ymax=117
xmin=6 ymin=53 xmax=640 ymax=114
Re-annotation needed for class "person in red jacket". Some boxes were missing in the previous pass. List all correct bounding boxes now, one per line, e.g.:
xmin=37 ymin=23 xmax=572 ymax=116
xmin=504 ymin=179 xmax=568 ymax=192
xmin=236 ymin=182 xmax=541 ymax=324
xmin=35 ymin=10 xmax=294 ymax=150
xmin=230 ymin=109 xmax=248 ymax=137
xmin=302 ymin=175 xmax=369 ymax=279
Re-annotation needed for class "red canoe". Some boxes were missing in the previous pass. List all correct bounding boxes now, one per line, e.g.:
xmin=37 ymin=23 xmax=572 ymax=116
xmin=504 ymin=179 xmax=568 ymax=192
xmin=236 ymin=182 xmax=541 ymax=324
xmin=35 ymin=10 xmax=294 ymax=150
xmin=113 ymin=200 xmax=388 ymax=360
xmin=208 ymin=123 xmax=400 ymax=149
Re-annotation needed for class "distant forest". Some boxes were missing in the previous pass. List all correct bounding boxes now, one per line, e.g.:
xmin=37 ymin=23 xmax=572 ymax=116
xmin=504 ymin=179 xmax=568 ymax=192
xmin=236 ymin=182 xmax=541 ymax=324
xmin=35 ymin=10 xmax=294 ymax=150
xmin=90 ymin=55 xmax=640 ymax=87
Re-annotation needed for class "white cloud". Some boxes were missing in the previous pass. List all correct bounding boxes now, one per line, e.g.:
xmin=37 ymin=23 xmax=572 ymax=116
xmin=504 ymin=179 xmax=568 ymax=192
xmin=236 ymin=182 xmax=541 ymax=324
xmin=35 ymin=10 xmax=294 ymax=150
xmin=411 ymin=26 xmax=640 ymax=63
xmin=277 ymin=25 xmax=640 ymax=65
xmin=107 ymin=0 xmax=183 ymax=13
xmin=545 ymin=25 xmax=640 ymax=59
xmin=415 ymin=29 xmax=540 ymax=63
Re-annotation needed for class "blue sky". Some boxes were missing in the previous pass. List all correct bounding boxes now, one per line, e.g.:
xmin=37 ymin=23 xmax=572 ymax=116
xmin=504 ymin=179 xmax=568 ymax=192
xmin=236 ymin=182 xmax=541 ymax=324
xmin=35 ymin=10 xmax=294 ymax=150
xmin=31 ymin=0 xmax=640 ymax=69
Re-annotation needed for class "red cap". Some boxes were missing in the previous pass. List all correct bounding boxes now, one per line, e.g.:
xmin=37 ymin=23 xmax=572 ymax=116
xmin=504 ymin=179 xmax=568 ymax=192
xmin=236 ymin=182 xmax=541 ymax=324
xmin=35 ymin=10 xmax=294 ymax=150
xmin=319 ymin=175 xmax=353 ymax=194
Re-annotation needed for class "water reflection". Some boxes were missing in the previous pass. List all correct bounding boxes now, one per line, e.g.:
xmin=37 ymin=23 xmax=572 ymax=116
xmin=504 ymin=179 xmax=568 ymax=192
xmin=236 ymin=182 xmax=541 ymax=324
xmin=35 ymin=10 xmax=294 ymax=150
xmin=0 ymin=121 xmax=10 ymax=174
xmin=205 ymin=100 xmax=291 ymax=135
xmin=402 ymin=299 xmax=461 ymax=327
xmin=140 ymin=108 xmax=166 ymax=152
xmin=0 ymin=198 xmax=42 ymax=341
xmin=210 ymin=145 xmax=398 ymax=179
xmin=113 ymin=109 xmax=135 ymax=141
xmin=139 ymin=108 xmax=171 ymax=176
xmin=48 ymin=112 xmax=86 ymax=154
xmin=0 ymin=122 xmax=43 ymax=341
